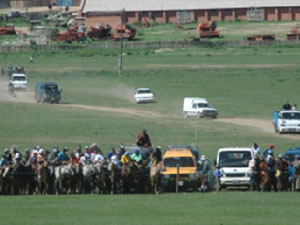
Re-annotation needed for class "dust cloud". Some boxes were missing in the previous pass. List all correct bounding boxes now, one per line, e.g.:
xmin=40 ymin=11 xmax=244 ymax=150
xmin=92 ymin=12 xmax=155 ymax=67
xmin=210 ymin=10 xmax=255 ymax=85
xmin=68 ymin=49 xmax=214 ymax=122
xmin=98 ymin=83 xmax=136 ymax=103
xmin=0 ymin=77 xmax=35 ymax=104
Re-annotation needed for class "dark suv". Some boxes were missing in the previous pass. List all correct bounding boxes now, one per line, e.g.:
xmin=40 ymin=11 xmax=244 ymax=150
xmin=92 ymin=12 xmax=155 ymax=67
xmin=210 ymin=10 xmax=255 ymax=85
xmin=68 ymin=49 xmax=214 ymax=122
xmin=35 ymin=82 xmax=61 ymax=104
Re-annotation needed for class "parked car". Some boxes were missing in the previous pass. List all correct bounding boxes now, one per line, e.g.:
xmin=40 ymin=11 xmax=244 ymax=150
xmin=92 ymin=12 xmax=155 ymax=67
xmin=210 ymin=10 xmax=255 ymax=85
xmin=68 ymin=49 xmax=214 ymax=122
xmin=282 ymin=147 xmax=300 ymax=185
xmin=215 ymin=147 xmax=253 ymax=190
xmin=10 ymin=73 xmax=28 ymax=90
xmin=183 ymin=97 xmax=218 ymax=118
xmin=161 ymin=147 xmax=199 ymax=192
xmin=35 ymin=82 xmax=61 ymax=104
xmin=134 ymin=88 xmax=154 ymax=103
xmin=7 ymin=11 xmax=21 ymax=18
xmin=272 ymin=110 xmax=300 ymax=133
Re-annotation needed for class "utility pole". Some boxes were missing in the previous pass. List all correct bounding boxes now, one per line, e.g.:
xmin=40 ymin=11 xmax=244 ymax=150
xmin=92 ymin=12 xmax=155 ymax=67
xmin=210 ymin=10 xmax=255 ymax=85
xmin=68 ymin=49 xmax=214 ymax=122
xmin=118 ymin=8 xmax=125 ymax=77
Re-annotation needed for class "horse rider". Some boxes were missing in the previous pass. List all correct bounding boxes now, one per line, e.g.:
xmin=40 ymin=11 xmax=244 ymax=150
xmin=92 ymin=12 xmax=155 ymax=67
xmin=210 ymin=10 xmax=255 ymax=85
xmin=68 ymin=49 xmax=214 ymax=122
xmin=136 ymin=129 xmax=152 ymax=147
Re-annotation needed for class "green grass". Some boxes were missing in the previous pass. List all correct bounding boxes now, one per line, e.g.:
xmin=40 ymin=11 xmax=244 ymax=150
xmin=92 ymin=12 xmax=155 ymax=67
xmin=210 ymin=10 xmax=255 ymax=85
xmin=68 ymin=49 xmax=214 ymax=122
xmin=1 ymin=193 xmax=299 ymax=225
xmin=1 ymin=46 xmax=300 ymax=158
xmin=1 ymin=44 xmax=300 ymax=225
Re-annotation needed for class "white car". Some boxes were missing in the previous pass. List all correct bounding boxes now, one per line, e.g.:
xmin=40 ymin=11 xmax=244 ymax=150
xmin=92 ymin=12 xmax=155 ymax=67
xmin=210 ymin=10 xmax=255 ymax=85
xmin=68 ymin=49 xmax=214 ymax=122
xmin=183 ymin=97 xmax=218 ymax=118
xmin=10 ymin=73 xmax=28 ymax=90
xmin=216 ymin=147 xmax=253 ymax=190
xmin=134 ymin=88 xmax=154 ymax=103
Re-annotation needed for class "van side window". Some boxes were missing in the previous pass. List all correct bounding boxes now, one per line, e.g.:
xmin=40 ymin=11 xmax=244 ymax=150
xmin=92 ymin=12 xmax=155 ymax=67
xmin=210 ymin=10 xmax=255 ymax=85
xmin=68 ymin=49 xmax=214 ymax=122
xmin=192 ymin=104 xmax=197 ymax=109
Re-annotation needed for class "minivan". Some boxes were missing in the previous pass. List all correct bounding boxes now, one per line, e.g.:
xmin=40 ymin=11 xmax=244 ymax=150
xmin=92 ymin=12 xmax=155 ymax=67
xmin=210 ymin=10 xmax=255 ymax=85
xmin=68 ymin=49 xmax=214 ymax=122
xmin=35 ymin=82 xmax=61 ymax=104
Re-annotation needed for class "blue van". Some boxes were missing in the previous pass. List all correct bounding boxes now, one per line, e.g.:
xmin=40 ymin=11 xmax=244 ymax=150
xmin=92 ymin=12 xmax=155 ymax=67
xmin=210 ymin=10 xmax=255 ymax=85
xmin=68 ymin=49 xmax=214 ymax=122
xmin=35 ymin=82 xmax=62 ymax=104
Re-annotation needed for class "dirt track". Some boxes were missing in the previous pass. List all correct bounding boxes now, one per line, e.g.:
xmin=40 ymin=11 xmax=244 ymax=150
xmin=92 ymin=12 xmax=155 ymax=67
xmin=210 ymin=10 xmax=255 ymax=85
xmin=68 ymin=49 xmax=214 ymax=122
xmin=0 ymin=79 xmax=300 ymax=140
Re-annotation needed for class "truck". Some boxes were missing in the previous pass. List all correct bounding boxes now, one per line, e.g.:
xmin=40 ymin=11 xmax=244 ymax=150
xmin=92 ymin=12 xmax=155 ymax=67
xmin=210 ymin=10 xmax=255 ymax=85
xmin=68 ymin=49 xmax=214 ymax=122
xmin=10 ymin=73 xmax=28 ymax=90
xmin=272 ymin=110 xmax=300 ymax=134
xmin=183 ymin=97 xmax=218 ymax=118
xmin=215 ymin=147 xmax=253 ymax=190
xmin=161 ymin=146 xmax=199 ymax=192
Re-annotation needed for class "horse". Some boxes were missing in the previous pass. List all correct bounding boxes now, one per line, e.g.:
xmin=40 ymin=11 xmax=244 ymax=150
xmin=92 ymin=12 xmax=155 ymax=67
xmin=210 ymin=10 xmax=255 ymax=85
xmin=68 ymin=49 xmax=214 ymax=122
xmin=70 ymin=163 xmax=84 ymax=194
xmin=94 ymin=161 xmax=107 ymax=194
xmin=150 ymin=161 xmax=163 ymax=194
xmin=37 ymin=161 xmax=48 ymax=194
xmin=108 ymin=161 xmax=122 ymax=194
xmin=149 ymin=148 xmax=163 ymax=194
xmin=82 ymin=164 xmax=97 ymax=194
xmin=55 ymin=164 xmax=74 ymax=194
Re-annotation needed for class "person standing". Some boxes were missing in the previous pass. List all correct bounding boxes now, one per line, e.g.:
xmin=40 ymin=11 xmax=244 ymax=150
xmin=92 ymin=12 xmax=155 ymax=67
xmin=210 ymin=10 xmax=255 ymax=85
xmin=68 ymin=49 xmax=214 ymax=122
xmin=282 ymin=101 xmax=292 ymax=110
xmin=251 ymin=143 xmax=260 ymax=156
xmin=266 ymin=149 xmax=277 ymax=192
xmin=292 ymin=155 xmax=300 ymax=191
xmin=29 ymin=56 xmax=33 ymax=63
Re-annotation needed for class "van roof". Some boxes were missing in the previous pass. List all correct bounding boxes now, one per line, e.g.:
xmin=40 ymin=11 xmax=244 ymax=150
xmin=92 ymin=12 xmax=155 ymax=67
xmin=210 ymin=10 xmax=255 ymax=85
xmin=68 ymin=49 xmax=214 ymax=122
xmin=185 ymin=97 xmax=208 ymax=103
xmin=218 ymin=147 xmax=252 ymax=152
xmin=164 ymin=149 xmax=193 ymax=158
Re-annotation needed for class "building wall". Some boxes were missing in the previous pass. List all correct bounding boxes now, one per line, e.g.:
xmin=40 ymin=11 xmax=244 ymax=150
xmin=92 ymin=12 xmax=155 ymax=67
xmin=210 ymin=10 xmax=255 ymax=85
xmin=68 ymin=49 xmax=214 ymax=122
xmin=294 ymin=8 xmax=300 ymax=20
xmin=279 ymin=7 xmax=292 ymax=20
xmin=85 ymin=13 xmax=121 ymax=29
xmin=85 ymin=6 xmax=300 ymax=29
xmin=0 ymin=0 xmax=10 ymax=8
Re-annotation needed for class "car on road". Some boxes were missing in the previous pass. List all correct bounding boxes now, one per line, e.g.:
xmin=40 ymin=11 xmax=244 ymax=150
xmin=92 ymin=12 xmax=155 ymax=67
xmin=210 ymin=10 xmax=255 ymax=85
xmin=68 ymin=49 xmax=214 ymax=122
xmin=272 ymin=110 xmax=300 ymax=133
xmin=183 ymin=97 xmax=218 ymax=118
xmin=35 ymin=82 xmax=61 ymax=104
xmin=10 ymin=73 xmax=28 ymax=90
xmin=134 ymin=88 xmax=154 ymax=104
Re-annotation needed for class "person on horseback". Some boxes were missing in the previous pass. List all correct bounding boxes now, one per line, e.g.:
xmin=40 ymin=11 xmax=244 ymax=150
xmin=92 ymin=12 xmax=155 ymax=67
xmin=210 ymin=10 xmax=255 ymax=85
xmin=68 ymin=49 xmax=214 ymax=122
xmin=121 ymin=151 xmax=130 ymax=165
xmin=136 ymin=129 xmax=152 ymax=147
xmin=130 ymin=149 xmax=143 ymax=165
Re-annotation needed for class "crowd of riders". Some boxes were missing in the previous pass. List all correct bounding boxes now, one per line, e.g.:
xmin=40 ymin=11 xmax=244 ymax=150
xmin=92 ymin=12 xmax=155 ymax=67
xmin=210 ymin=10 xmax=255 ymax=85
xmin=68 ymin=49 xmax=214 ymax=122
xmin=1 ymin=129 xmax=300 ymax=195
xmin=246 ymin=143 xmax=300 ymax=192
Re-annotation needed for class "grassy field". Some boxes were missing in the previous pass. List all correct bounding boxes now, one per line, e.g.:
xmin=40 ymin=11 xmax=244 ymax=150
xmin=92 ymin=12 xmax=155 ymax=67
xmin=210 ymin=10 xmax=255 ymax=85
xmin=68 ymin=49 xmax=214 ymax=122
xmin=1 ymin=46 xmax=300 ymax=156
xmin=1 ymin=193 xmax=300 ymax=225
xmin=1 ymin=45 xmax=300 ymax=224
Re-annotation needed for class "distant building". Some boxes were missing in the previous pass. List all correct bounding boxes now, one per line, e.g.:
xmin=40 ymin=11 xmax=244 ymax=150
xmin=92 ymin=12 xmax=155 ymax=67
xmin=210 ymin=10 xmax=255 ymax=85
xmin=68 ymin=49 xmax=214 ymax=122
xmin=81 ymin=0 xmax=300 ymax=29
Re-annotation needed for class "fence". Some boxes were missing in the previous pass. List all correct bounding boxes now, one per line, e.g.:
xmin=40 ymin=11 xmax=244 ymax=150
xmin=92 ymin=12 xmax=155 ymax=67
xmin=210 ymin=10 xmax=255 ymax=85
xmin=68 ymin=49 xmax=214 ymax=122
xmin=0 ymin=39 xmax=299 ymax=52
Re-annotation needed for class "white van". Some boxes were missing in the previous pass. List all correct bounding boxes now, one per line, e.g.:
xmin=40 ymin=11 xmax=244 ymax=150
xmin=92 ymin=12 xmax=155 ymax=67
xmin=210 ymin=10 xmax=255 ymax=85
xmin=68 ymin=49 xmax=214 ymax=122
xmin=216 ymin=147 xmax=253 ymax=189
xmin=10 ymin=73 xmax=28 ymax=90
xmin=183 ymin=97 xmax=218 ymax=118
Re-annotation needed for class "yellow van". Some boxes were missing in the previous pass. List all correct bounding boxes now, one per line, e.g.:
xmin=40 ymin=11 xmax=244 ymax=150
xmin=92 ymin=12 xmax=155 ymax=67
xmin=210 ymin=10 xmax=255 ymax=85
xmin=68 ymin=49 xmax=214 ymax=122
xmin=161 ymin=148 xmax=199 ymax=192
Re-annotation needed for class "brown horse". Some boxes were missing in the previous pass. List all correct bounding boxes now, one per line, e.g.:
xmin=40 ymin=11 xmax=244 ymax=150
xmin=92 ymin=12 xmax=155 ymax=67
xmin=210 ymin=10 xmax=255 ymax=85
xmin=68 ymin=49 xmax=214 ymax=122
xmin=37 ymin=161 xmax=48 ymax=194
xmin=259 ymin=160 xmax=269 ymax=192
xmin=150 ymin=161 xmax=163 ymax=194
xmin=108 ymin=162 xmax=122 ymax=194
xmin=149 ymin=147 xmax=163 ymax=194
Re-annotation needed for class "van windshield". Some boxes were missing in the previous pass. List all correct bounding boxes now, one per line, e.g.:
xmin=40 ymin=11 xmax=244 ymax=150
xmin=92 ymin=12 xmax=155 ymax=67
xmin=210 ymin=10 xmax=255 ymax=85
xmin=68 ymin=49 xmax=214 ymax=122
xmin=197 ymin=103 xmax=209 ymax=108
xmin=164 ymin=157 xmax=195 ymax=167
xmin=219 ymin=151 xmax=252 ymax=167
xmin=281 ymin=112 xmax=300 ymax=120
xmin=12 ymin=76 xmax=26 ymax=81
xmin=45 ymin=85 xmax=59 ymax=93
xmin=137 ymin=89 xmax=152 ymax=94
